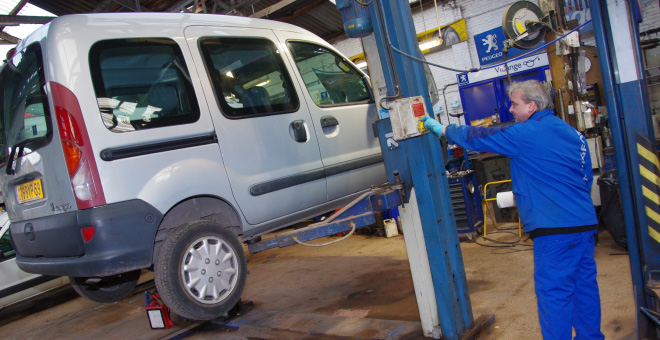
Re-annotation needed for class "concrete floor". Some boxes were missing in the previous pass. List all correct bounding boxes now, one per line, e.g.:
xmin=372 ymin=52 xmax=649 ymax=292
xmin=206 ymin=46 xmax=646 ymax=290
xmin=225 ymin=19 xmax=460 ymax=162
xmin=0 ymin=224 xmax=635 ymax=340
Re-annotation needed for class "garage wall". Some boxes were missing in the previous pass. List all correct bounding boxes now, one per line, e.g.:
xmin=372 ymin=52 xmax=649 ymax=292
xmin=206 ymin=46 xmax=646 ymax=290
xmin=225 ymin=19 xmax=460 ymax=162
xmin=330 ymin=0 xmax=660 ymax=127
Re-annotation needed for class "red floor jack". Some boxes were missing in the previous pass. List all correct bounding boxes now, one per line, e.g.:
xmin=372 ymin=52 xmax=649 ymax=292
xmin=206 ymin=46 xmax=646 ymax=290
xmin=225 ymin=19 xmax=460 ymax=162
xmin=145 ymin=290 xmax=174 ymax=329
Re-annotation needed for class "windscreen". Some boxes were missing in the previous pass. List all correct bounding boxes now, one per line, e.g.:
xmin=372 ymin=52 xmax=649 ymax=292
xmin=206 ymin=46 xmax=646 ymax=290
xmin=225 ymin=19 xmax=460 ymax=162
xmin=0 ymin=44 xmax=50 ymax=164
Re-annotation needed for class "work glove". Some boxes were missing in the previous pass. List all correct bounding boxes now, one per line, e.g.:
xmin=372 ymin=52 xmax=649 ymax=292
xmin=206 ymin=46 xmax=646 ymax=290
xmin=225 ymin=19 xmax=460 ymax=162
xmin=420 ymin=115 xmax=444 ymax=136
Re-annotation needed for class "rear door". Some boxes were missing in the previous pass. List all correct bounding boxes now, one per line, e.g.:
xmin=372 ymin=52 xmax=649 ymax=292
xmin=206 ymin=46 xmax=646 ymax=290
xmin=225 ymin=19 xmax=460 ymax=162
xmin=0 ymin=43 xmax=74 ymax=224
xmin=184 ymin=26 xmax=327 ymax=225
xmin=275 ymin=32 xmax=385 ymax=201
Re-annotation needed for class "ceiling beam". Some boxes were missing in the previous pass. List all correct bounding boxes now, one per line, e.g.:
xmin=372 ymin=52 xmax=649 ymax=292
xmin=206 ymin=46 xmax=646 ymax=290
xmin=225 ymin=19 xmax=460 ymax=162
xmin=167 ymin=0 xmax=198 ymax=12
xmin=0 ymin=15 xmax=55 ymax=25
xmin=249 ymin=0 xmax=300 ymax=18
xmin=221 ymin=0 xmax=263 ymax=15
xmin=111 ymin=0 xmax=152 ymax=12
xmin=8 ymin=0 xmax=28 ymax=15
xmin=93 ymin=0 xmax=117 ymax=12
xmin=0 ymin=30 xmax=20 ymax=44
xmin=274 ymin=0 xmax=325 ymax=21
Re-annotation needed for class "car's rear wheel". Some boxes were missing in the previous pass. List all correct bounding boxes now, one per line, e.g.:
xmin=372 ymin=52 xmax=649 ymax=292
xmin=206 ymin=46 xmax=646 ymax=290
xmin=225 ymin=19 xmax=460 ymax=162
xmin=154 ymin=220 xmax=247 ymax=320
xmin=70 ymin=269 xmax=141 ymax=303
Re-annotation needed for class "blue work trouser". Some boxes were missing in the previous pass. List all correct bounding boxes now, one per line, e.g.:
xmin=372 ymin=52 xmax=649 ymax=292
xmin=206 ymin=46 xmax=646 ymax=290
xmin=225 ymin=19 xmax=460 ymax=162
xmin=533 ymin=230 xmax=605 ymax=340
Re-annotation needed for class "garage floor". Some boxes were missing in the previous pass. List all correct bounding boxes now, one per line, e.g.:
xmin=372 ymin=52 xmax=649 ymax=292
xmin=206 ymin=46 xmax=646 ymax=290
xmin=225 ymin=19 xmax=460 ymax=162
xmin=0 ymin=224 xmax=635 ymax=340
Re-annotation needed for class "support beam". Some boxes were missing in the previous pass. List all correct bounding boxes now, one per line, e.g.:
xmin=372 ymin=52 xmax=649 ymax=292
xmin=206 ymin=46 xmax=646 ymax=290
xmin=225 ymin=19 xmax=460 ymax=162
xmin=275 ymin=0 xmax=325 ymax=22
xmin=92 ymin=0 xmax=116 ymax=12
xmin=166 ymin=0 xmax=235 ymax=13
xmin=8 ymin=0 xmax=28 ymax=15
xmin=249 ymin=0 xmax=299 ymax=18
xmin=220 ymin=0 xmax=263 ymax=15
xmin=0 ymin=0 xmax=27 ymax=41
xmin=111 ymin=0 xmax=151 ymax=12
xmin=0 ymin=15 xmax=54 ymax=25
xmin=0 ymin=31 xmax=19 ymax=44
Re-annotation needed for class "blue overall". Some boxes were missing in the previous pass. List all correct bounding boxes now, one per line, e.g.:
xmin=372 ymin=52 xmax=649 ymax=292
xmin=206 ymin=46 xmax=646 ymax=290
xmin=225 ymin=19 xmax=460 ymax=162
xmin=444 ymin=109 xmax=604 ymax=339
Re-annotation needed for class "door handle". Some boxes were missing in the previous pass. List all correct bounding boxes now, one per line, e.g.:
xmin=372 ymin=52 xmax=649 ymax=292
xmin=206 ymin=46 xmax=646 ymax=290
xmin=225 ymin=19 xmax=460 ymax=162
xmin=290 ymin=120 xmax=308 ymax=143
xmin=320 ymin=115 xmax=339 ymax=128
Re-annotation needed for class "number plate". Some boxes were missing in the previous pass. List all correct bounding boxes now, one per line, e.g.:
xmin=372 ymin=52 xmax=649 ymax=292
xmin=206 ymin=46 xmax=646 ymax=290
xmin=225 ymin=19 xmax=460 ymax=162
xmin=16 ymin=179 xmax=44 ymax=204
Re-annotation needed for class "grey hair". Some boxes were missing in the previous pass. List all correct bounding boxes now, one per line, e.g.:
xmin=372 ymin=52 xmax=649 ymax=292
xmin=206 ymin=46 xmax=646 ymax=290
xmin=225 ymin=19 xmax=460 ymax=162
xmin=507 ymin=80 xmax=554 ymax=111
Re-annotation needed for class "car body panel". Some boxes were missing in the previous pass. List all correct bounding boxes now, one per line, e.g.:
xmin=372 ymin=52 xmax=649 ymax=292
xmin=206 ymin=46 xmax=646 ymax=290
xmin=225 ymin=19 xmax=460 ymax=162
xmin=0 ymin=211 xmax=68 ymax=309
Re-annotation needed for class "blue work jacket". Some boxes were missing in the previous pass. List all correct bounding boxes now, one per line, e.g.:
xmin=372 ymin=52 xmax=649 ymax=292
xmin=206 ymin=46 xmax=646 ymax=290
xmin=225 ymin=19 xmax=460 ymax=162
xmin=444 ymin=109 xmax=598 ymax=233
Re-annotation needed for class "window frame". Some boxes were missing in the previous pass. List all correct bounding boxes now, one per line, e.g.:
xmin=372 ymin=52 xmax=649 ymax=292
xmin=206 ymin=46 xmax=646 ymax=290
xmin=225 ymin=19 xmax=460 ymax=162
xmin=0 ymin=42 xmax=52 ymax=166
xmin=88 ymin=38 xmax=201 ymax=133
xmin=286 ymin=40 xmax=374 ymax=108
xmin=198 ymin=36 xmax=300 ymax=120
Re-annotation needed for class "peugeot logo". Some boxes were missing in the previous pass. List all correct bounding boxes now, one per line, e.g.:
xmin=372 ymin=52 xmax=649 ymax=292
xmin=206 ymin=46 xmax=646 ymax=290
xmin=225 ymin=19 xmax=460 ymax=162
xmin=24 ymin=223 xmax=35 ymax=241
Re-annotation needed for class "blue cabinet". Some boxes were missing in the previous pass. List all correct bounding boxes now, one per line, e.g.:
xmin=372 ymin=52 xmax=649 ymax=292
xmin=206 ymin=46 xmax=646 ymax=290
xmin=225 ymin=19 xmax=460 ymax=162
xmin=457 ymin=55 xmax=550 ymax=126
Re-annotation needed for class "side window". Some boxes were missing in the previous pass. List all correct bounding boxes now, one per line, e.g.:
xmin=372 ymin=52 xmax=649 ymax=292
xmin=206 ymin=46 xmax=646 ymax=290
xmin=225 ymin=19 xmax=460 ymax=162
xmin=0 ymin=229 xmax=15 ymax=261
xmin=287 ymin=41 xmax=371 ymax=106
xmin=89 ymin=38 xmax=200 ymax=132
xmin=199 ymin=37 xmax=298 ymax=118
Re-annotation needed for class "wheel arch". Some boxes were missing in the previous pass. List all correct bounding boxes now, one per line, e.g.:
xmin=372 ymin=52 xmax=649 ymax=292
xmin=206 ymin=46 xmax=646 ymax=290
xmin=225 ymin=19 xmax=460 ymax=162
xmin=153 ymin=196 xmax=242 ymax=263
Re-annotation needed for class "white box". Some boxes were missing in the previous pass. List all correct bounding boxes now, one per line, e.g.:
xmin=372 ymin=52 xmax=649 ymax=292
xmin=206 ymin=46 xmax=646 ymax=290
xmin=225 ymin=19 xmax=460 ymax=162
xmin=587 ymin=137 xmax=604 ymax=169
xmin=390 ymin=96 xmax=428 ymax=141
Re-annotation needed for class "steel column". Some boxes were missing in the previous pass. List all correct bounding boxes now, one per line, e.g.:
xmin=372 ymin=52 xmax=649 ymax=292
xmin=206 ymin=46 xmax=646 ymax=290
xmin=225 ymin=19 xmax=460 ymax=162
xmin=367 ymin=1 xmax=474 ymax=338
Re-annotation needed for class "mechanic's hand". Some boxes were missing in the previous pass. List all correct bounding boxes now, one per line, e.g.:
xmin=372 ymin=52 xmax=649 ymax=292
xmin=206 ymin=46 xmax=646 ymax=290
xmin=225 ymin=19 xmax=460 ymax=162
xmin=420 ymin=115 xmax=444 ymax=136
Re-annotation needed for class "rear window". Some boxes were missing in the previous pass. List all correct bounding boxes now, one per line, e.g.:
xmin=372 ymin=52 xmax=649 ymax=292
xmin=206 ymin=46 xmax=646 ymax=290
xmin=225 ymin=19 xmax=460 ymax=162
xmin=89 ymin=38 xmax=200 ymax=132
xmin=0 ymin=43 xmax=51 ymax=164
xmin=199 ymin=37 xmax=299 ymax=118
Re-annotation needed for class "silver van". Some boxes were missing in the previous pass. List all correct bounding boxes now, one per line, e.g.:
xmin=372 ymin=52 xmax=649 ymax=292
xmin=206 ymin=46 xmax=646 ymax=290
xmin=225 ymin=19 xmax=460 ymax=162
xmin=0 ymin=13 xmax=384 ymax=320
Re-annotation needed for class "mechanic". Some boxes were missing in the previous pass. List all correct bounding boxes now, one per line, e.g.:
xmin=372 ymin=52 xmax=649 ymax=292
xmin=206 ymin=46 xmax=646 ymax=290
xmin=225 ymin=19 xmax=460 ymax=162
xmin=421 ymin=79 xmax=604 ymax=340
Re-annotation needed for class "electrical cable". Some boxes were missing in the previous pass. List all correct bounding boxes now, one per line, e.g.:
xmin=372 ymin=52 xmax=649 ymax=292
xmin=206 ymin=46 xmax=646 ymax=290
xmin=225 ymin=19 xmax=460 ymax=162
xmin=433 ymin=0 xmax=441 ymax=41
xmin=442 ymin=82 xmax=457 ymax=123
xmin=473 ymin=229 xmax=534 ymax=252
xmin=374 ymin=0 xmax=403 ymax=105
xmin=292 ymin=222 xmax=357 ymax=247
xmin=373 ymin=0 xmax=592 ymax=74
xmin=355 ymin=0 xmax=374 ymax=6
xmin=374 ymin=0 xmax=473 ymax=73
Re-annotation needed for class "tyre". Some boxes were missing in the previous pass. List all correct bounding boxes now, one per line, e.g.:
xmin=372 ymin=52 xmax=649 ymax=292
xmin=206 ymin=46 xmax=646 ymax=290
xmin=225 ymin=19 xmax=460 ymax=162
xmin=70 ymin=269 xmax=141 ymax=303
xmin=154 ymin=220 xmax=247 ymax=320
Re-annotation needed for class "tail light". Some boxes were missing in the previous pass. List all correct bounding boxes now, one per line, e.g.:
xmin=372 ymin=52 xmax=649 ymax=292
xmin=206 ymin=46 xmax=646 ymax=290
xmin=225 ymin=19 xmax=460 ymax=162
xmin=51 ymin=82 xmax=106 ymax=209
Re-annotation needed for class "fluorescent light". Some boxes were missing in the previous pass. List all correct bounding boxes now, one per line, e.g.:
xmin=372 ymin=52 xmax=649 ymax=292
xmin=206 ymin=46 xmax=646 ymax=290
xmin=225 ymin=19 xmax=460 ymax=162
xmin=419 ymin=37 xmax=442 ymax=51
xmin=355 ymin=61 xmax=368 ymax=69
xmin=255 ymin=79 xmax=270 ymax=87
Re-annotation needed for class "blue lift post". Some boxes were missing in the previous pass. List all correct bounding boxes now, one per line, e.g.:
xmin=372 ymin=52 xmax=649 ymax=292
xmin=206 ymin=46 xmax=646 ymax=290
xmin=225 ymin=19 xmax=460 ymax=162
xmin=590 ymin=0 xmax=659 ymax=337
xmin=365 ymin=1 xmax=478 ymax=339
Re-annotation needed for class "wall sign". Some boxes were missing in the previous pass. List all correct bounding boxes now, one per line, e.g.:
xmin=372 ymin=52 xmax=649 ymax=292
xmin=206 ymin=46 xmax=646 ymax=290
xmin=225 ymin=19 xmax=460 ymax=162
xmin=473 ymin=26 xmax=527 ymax=66
xmin=456 ymin=53 xmax=549 ymax=85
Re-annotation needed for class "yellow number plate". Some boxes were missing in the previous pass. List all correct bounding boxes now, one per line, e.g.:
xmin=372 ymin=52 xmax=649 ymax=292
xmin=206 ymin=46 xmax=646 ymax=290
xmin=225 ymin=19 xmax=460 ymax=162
xmin=16 ymin=179 xmax=44 ymax=204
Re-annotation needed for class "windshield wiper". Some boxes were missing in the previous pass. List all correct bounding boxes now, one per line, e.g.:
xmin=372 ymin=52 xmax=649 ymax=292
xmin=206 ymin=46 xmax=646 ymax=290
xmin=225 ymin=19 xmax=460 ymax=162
xmin=5 ymin=136 xmax=47 ymax=175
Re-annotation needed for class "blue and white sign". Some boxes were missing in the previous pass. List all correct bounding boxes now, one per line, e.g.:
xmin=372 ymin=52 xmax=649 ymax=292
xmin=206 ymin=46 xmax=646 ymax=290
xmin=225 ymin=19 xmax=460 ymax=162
xmin=474 ymin=27 xmax=527 ymax=66
xmin=456 ymin=53 xmax=549 ymax=85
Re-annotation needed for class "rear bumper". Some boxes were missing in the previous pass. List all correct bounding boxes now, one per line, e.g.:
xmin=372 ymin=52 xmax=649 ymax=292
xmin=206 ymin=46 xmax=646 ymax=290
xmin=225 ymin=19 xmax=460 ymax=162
xmin=11 ymin=200 xmax=163 ymax=277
